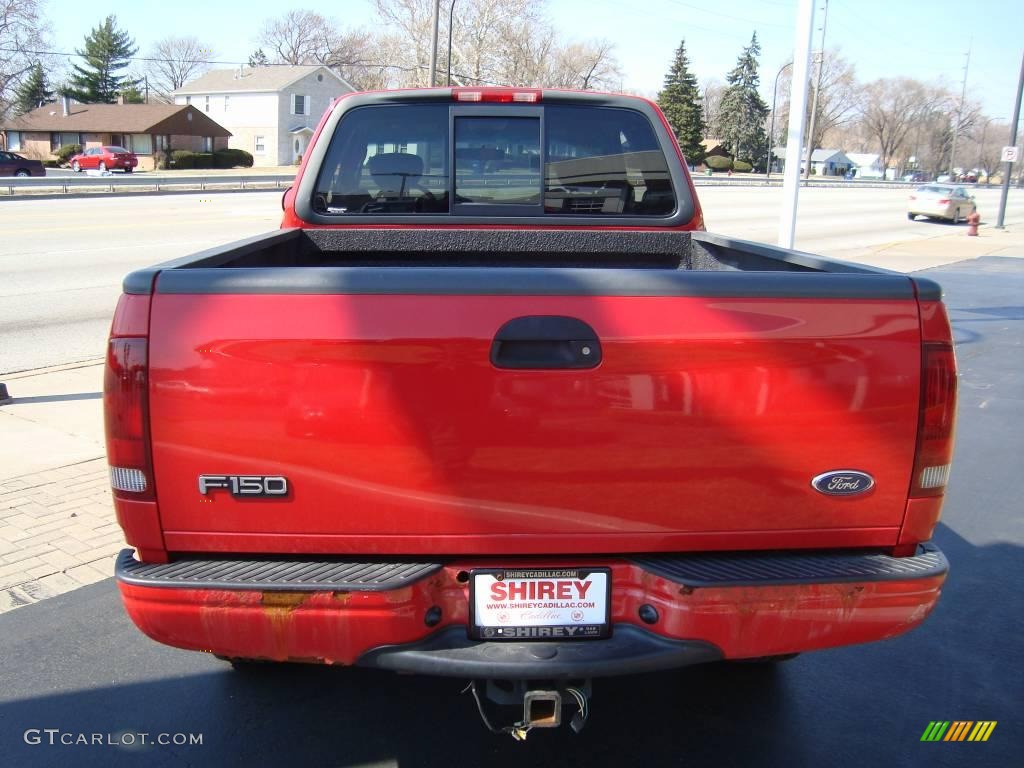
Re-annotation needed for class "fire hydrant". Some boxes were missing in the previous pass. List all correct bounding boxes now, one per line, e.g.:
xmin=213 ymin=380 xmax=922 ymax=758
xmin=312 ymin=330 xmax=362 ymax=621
xmin=967 ymin=210 xmax=980 ymax=236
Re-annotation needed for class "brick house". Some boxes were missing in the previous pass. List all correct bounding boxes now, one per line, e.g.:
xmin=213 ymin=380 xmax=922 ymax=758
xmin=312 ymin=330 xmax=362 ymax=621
xmin=173 ymin=66 xmax=353 ymax=167
xmin=0 ymin=100 xmax=232 ymax=170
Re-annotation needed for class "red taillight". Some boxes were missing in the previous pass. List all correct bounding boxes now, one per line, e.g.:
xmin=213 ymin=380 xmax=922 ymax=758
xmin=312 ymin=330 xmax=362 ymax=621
xmin=937 ymin=198 xmax=950 ymax=205
xmin=910 ymin=342 xmax=957 ymax=497
xmin=453 ymin=87 xmax=542 ymax=103
xmin=104 ymin=337 xmax=154 ymax=500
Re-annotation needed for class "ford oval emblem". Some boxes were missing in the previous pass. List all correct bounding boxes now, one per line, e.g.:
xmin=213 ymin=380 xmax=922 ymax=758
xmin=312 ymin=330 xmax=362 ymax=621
xmin=812 ymin=470 xmax=875 ymax=496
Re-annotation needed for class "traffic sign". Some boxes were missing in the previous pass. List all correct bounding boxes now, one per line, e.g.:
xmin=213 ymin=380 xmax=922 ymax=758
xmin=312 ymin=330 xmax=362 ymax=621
xmin=1002 ymin=146 xmax=1020 ymax=163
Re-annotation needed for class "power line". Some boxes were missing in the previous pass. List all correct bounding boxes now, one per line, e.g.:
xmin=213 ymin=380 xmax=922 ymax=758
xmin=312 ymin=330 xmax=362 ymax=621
xmin=0 ymin=46 xmax=318 ymax=68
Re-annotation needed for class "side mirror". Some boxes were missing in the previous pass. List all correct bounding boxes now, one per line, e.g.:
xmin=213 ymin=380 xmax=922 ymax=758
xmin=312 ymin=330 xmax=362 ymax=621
xmin=281 ymin=186 xmax=292 ymax=211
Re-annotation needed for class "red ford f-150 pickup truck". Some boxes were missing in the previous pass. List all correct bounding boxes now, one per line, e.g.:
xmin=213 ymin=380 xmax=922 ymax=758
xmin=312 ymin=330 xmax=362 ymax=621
xmin=106 ymin=87 xmax=956 ymax=737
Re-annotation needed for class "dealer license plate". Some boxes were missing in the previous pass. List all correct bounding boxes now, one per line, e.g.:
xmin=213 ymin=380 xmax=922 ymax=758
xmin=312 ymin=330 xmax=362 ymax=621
xmin=470 ymin=568 xmax=610 ymax=640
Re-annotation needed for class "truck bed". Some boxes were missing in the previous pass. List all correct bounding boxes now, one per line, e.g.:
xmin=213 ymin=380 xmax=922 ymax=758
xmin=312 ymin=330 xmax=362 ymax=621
xmin=126 ymin=227 xmax=942 ymax=286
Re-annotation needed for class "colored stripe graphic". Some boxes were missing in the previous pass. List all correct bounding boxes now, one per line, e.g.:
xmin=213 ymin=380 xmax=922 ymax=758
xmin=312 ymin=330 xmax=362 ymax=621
xmin=921 ymin=721 xmax=950 ymax=741
xmin=945 ymin=721 xmax=973 ymax=741
xmin=968 ymin=722 xmax=997 ymax=742
xmin=922 ymin=721 xmax=997 ymax=742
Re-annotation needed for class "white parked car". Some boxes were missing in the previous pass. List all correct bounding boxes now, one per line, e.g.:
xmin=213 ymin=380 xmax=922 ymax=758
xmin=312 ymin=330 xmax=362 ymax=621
xmin=907 ymin=185 xmax=976 ymax=223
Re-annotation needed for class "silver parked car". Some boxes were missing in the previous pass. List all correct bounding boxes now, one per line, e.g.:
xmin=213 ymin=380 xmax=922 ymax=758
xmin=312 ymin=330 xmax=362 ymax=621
xmin=907 ymin=185 xmax=976 ymax=223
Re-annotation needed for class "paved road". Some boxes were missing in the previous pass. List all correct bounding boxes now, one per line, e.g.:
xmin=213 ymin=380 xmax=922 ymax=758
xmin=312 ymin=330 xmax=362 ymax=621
xmin=0 ymin=257 xmax=1020 ymax=767
xmin=0 ymin=193 xmax=281 ymax=374
xmin=2 ymin=187 xmax=1023 ymax=374
xmin=703 ymin=184 xmax=1024 ymax=259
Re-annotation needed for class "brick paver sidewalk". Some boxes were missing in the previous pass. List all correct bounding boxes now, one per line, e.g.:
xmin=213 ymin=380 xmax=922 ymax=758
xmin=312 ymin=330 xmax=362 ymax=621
xmin=0 ymin=458 xmax=121 ymax=613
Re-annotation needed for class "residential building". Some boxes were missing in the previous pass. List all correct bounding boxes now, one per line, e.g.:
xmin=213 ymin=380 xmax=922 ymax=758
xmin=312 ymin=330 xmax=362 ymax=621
xmin=174 ymin=66 xmax=353 ymax=167
xmin=846 ymin=153 xmax=885 ymax=179
xmin=0 ymin=100 xmax=231 ymax=170
xmin=771 ymin=148 xmax=853 ymax=176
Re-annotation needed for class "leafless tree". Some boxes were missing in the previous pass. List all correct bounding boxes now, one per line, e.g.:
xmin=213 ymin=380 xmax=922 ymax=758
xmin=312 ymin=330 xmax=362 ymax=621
xmin=892 ymin=85 xmax=980 ymax=176
xmin=253 ymin=1 xmax=622 ymax=93
xmin=965 ymin=118 xmax=1011 ymax=179
xmin=776 ymin=50 xmax=862 ymax=150
xmin=146 ymin=37 xmax=216 ymax=101
xmin=858 ymin=77 xmax=943 ymax=177
xmin=544 ymin=40 xmax=621 ymax=90
xmin=496 ymin=26 xmax=556 ymax=87
xmin=701 ymin=78 xmax=724 ymax=138
xmin=258 ymin=9 xmax=335 ymax=65
xmin=0 ymin=0 xmax=50 ymax=120
xmin=258 ymin=9 xmax=395 ymax=90
xmin=372 ymin=0 xmax=620 ymax=88
xmin=373 ymin=0 xmax=436 ymax=85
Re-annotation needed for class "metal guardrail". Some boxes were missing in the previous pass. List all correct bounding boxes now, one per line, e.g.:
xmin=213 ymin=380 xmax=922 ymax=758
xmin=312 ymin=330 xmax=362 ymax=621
xmin=2 ymin=171 xmax=986 ymax=197
xmin=2 ymin=173 xmax=295 ymax=196
xmin=690 ymin=176 xmax=978 ymax=190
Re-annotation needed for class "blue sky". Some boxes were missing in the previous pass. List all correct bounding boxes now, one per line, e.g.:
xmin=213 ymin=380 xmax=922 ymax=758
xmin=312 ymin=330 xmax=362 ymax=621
xmin=45 ymin=0 xmax=1022 ymax=121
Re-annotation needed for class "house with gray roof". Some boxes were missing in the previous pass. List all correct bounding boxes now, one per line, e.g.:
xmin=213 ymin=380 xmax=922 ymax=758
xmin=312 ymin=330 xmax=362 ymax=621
xmin=771 ymin=148 xmax=853 ymax=177
xmin=174 ymin=65 xmax=353 ymax=167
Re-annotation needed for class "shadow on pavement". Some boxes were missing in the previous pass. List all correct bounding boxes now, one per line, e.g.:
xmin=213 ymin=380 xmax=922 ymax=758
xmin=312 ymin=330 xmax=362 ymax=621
xmin=5 ymin=392 xmax=103 ymax=405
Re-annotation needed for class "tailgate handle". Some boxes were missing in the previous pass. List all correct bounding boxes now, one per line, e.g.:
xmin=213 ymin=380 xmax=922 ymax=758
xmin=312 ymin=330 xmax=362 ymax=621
xmin=490 ymin=316 xmax=601 ymax=370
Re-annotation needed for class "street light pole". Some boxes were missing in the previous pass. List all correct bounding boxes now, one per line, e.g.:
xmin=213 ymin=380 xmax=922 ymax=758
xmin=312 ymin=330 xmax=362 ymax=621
xmin=949 ymin=47 xmax=971 ymax=179
xmin=767 ymin=61 xmax=792 ymax=180
xmin=996 ymin=51 xmax=1024 ymax=229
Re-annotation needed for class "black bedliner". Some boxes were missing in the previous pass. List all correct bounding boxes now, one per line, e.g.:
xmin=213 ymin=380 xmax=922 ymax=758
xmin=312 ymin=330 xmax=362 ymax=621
xmin=122 ymin=228 xmax=942 ymax=301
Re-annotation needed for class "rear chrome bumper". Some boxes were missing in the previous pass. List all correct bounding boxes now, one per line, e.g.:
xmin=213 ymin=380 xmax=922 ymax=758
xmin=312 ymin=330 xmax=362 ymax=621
xmin=115 ymin=544 xmax=947 ymax=677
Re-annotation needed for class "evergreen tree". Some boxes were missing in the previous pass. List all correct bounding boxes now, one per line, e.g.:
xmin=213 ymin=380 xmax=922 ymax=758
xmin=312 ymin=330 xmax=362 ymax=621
xmin=716 ymin=32 xmax=769 ymax=168
xmin=65 ymin=15 xmax=140 ymax=103
xmin=248 ymin=49 xmax=270 ymax=67
xmin=120 ymin=83 xmax=146 ymax=103
xmin=14 ymin=63 xmax=54 ymax=115
xmin=657 ymin=40 xmax=705 ymax=166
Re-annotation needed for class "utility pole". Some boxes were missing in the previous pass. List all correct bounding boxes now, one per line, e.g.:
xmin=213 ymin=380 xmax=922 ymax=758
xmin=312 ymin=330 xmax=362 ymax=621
xmin=428 ymin=0 xmax=440 ymax=87
xmin=996 ymin=50 xmax=1024 ymax=229
xmin=446 ymin=0 xmax=458 ymax=86
xmin=949 ymin=46 xmax=971 ymax=179
xmin=802 ymin=0 xmax=828 ymax=180
xmin=779 ymin=0 xmax=816 ymax=248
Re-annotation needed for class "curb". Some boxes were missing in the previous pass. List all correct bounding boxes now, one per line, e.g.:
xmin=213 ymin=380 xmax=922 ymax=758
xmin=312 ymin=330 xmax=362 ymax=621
xmin=1 ymin=358 xmax=104 ymax=381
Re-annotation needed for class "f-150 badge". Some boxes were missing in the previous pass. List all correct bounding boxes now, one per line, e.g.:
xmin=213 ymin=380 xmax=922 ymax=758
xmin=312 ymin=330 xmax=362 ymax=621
xmin=198 ymin=475 xmax=289 ymax=497
xmin=811 ymin=470 xmax=874 ymax=496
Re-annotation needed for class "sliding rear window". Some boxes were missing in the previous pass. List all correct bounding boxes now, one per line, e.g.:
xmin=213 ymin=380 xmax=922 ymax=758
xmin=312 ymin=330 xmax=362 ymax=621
xmin=313 ymin=103 xmax=676 ymax=217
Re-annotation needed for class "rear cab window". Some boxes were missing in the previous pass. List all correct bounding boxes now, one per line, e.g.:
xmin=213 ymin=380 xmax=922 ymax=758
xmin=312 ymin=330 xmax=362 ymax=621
xmin=312 ymin=101 xmax=678 ymax=219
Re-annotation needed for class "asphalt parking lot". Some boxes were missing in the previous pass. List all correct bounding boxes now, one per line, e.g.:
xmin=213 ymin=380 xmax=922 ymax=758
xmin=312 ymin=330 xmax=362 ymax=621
xmin=0 ymin=256 xmax=1020 ymax=767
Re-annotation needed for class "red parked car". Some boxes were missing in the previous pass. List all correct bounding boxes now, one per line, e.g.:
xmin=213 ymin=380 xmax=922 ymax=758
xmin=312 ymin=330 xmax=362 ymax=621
xmin=70 ymin=145 xmax=138 ymax=173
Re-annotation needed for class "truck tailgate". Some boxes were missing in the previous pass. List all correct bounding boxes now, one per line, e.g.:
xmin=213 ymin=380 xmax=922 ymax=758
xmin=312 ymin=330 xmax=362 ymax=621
xmin=147 ymin=274 xmax=922 ymax=555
